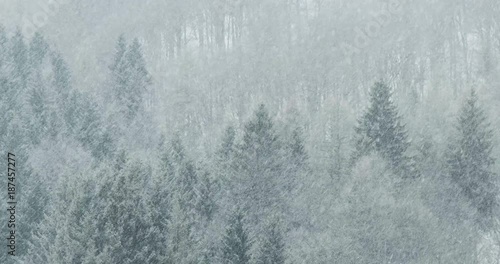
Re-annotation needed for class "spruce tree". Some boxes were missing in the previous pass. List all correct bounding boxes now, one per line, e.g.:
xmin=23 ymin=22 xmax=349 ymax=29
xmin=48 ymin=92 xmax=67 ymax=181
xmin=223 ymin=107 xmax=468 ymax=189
xmin=236 ymin=104 xmax=285 ymax=227
xmin=125 ymin=38 xmax=152 ymax=115
xmin=95 ymin=155 xmax=162 ymax=263
xmin=9 ymin=29 xmax=29 ymax=91
xmin=257 ymin=221 xmax=286 ymax=264
xmin=215 ymin=126 xmax=238 ymax=203
xmin=27 ymin=69 xmax=49 ymax=143
xmin=447 ymin=89 xmax=497 ymax=224
xmin=167 ymin=136 xmax=198 ymax=213
xmin=288 ymin=127 xmax=308 ymax=170
xmin=217 ymin=126 xmax=237 ymax=169
xmin=26 ymin=34 xmax=55 ymax=143
xmin=197 ymin=171 xmax=217 ymax=221
xmin=222 ymin=211 xmax=252 ymax=264
xmin=29 ymin=32 xmax=49 ymax=67
xmin=165 ymin=136 xmax=201 ymax=263
xmin=110 ymin=36 xmax=152 ymax=119
xmin=51 ymin=51 xmax=72 ymax=103
xmin=17 ymin=167 xmax=49 ymax=259
xmin=147 ymin=136 xmax=172 ymax=263
xmin=110 ymin=35 xmax=128 ymax=105
xmin=352 ymin=81 xmax=415 ymax=178
xmin=26 ymin=168 xmax=81 ymax=264
xmin=285 ymin=126 xmax=308 ymax=191
xmin=0 ymin=25 xmax=7 ymax=70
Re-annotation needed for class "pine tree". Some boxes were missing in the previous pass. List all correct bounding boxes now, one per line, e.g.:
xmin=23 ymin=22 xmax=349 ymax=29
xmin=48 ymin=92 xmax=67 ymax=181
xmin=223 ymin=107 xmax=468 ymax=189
xmin=217 ymin=126 xmax=237 ymax=170
xmin=1 ymin=30 xmax=31 ymax=152
xmin=285 ymin=126 xmax=308 ymax=192
xmin=25 ymin=33 xmax=55 ymax=143
xmin=236 ymin=104 xmax=285 ymax=226
xmin=9 ymin=29 xmax=29 ymax=91
xmin=214 ymin=126 xmax=238 ymax=211
xmin=27 ymin=69 xmax=49 ymax=143
xmin=95 ymin=155 xmax=163 ymax=263
xmin=165 ymin=136 xmax=201 ymax=263
xmin=147 ymin=136 xmax=172 ymax=263
xmin=222 ymin=211 xmax=252 ymax=264
xmin=198 ymin=171 xmax=217 ymax=221
xmin=77 ymin=94 xmax=110 ymax=158
xmin=26 ymin=167 xmax=81 ymax=264
xmin=257 ymin=221 xmax=286 ymax=264
xmin=110 ymin=36 xmax=152 ymax=119
xmin=217 ymin=126 xmax=236 ymax=163
xmin=63 ymin=90 xmax=115 ymax=159
xmin=0 ymin=27 xmax=12 ymax=161
xmin=125 ymin=38 xmax=152 ymax=115
xmin=168 ymin=136 xmax=199 ymax=213
xmin=17 ymin=167 xmax=49 ymax=259
xmin=447 ymin=89 xmax=497 ymax=224
xmin=352 ymin=81 xmax=415 ymax=178
xmin=29 ymin=32 xmax=49 ymax=67
xmin=51 ymin=51 xmax=72 ymax=103
xmin=110 ymin=34 xmax=128 ymax=104
xmin=0 ymin=25 xmax=7 ymax=71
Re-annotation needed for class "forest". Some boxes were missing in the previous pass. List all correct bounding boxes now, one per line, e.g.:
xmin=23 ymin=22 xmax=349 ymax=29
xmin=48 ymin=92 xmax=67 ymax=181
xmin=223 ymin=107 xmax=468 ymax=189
xmin=1 ymin=0 xmax=500 ymax=263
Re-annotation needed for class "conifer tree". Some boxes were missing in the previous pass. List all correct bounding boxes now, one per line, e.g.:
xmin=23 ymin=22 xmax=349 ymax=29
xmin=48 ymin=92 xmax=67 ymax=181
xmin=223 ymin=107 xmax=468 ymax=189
xmin=27 ymin=70 xmax=49 ymax=143
xmin=9 ymin=29 xmax=29 ymax=91
xmin=352 ymin=81 xmax=416 ymax=178
xmin=198 ymin=171 xmax=217 ymax=221
xmin=165 ymin=136 xmax=201 ymax=263
xmin=125 ymin=38 xmax=152 ymax=114
xmin=17 ymin=167 xmax=49 ymax=259
xmin=222 ymin=211 xmax=252 ymax=264
xmin=110 ymin=36 xmax=152 ymax=119
xmin=236 ymin=104 xmax=285 ymax=226
xmin=285 ymin=126 xmax=308 ymax=191
xmin=0 ymin=25 xmax=7 ymax=70
xmin=51 ymin=51 xmax=72 ymax=103
xmin=109 ymin=34 xmax=128 ymax=108
xmin=147 ymin=136 xmax=172 ymax=263
xmin=257 ymin=221 xmax=286 ymax=264
xmin=217 ymin=126 xmax=237 ymax=170
xmin=0 ymin=26 xmax=11 ymax=150
xmin=95 ymin=155 xmax=162 ymax=263
xmin=168 ymin=136 xmax=199 ymax=213
xmin=26 ymin=34 xmax=54 ymax=143
xmin=29 ymin=32 xmax=49 ymax=67
xmin=447 ymin=89 xmax=497 ymax=224
xmin=26 ymin=167 xmax=81 ymax=264
xmin=214 ymin=126 xmax=238 ymax=212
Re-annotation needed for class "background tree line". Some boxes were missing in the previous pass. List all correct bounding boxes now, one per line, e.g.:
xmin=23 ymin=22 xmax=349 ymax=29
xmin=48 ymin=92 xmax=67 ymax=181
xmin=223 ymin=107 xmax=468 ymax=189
xmin=0 ymin=24 xmax=499 ymax=263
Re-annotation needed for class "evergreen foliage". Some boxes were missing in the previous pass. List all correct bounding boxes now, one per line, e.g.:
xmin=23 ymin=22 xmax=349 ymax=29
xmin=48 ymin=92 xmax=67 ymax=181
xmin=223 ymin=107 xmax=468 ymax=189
xmin=352 ymin=81 xmax=416 ymax=178
xmin=447 ymin=89 xmax=497 ymax=225
xmin=222 ymin=210 xmax=252 ymax=264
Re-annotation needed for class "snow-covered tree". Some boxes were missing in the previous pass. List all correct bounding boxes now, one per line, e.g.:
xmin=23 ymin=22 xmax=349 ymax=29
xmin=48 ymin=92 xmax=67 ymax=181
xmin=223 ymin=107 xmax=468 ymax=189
xmin=222 ymin=210 xmax=252 ymax=264
xmin=447 ymin=89 xmax=497 ymax=227
xmin=352 ymin=81 xmax=417 ymax=179
xmin=256 ymin=221 xmax=286 ymax=264
xmin=110 ymin=36 xmax=152 ymax=119
xmin=233 ymin=104 xmax=287 ymax=229
xmin=163 ymin=136 xmax=202 ymax=263
xmin=94 ymin=153 xmax=164 ymax=263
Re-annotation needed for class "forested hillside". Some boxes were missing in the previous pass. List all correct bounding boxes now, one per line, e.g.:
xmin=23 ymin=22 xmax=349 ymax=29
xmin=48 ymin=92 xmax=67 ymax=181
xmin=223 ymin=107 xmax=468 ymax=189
xmin=1 ymin=0 xmax=500 ymax=263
